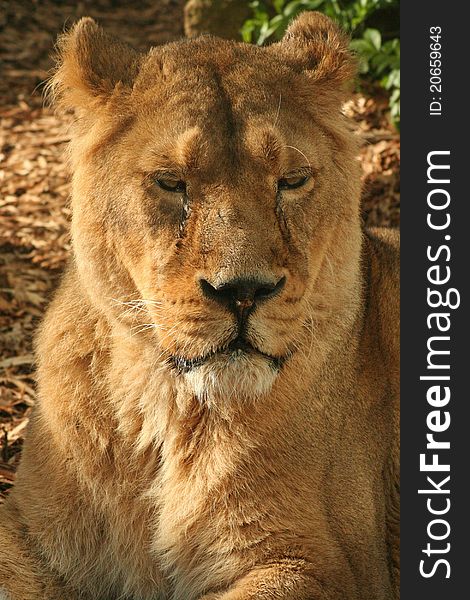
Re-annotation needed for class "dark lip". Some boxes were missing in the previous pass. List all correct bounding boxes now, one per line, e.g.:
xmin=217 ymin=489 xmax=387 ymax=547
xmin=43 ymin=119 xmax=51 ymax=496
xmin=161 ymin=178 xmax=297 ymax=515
xmin=168 ymin=336 xmax=288 ymax=375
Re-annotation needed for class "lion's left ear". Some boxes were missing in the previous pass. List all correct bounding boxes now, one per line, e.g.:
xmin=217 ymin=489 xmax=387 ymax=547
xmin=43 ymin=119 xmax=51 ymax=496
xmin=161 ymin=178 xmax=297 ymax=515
xmin=270 ymin=11 xmax=356 ymax=101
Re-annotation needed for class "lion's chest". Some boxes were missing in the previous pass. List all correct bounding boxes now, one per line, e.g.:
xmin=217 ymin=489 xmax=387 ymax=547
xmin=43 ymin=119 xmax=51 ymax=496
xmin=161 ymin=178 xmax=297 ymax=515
xmin=109 ymin=380 xmax=394 ymax=600
xmin=144 ymin=429 xmax=258 ymax=599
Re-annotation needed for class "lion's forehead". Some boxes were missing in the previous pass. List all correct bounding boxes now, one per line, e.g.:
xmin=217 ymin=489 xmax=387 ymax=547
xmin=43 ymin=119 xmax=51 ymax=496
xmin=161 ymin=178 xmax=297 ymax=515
xmin=136 ymin=39 xmax=300 ymax=124
xmin=103 ymin=39 xmax=327 ymax=181
xmin=128 ymin=65 xmax=319 ymax=177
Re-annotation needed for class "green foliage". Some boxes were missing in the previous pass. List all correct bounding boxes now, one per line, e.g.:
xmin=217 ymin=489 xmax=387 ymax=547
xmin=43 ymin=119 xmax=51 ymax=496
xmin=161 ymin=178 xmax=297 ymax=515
xmin=241 ymin=0 xmax=400 ymax=128
xmin=349 ymin=28 xmax=400 ymax=127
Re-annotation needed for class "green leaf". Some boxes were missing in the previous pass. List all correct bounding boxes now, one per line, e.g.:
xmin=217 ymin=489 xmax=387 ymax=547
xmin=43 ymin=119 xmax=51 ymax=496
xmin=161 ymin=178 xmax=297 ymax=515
xmin=302 ymin=0 xmax=326 ymax=9
xmin=270 ymin=14 xmax=286 ymax=26
xmin=384 ymin=69 xmax=400 ymax=90
xmin=240 ymin=21 xmax=255 ymax=43
xmin=349 ymin=39 xmax=374 ymax=57
xmin=284 ymin=0 xmax=303 ymax=17
xmin=363 ymin=28 xmax=382 ymax=50
xmin=359 ymin=58 xmax=370 ymax=74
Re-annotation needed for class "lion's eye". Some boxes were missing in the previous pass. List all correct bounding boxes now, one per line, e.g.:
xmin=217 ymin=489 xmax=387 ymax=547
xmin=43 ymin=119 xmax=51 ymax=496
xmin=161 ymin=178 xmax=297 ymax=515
xmin=156 ymin=178 xmax=186 ymax=193
xmin=277 ymin=175 xmax=309 ymax=191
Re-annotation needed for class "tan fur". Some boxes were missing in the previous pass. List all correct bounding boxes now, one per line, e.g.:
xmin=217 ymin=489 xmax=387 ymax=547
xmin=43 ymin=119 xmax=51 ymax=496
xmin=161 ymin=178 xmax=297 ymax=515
xmin=0 ymin=13 xmax=399 ymax=599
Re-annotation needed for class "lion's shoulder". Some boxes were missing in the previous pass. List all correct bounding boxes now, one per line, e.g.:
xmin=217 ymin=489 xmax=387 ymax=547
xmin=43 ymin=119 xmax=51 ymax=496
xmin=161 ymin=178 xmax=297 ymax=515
xmin=365 ymin=226 xmax=399 ymax=301
xmin=363 ymin=226 xmax=400 ymax=370
xmin=366 ymin=226 xmax=400 ymax=266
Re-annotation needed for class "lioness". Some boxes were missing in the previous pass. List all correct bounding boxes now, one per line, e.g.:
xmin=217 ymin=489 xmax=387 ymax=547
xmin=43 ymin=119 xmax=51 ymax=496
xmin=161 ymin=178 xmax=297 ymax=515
xmin=0 ymin=12 xmax=399 ymax=600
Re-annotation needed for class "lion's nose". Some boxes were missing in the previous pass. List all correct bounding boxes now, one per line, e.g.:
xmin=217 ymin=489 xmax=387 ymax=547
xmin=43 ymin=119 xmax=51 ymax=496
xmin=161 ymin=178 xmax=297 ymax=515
xmin=199 ymin=276 xmax=286 ymax=317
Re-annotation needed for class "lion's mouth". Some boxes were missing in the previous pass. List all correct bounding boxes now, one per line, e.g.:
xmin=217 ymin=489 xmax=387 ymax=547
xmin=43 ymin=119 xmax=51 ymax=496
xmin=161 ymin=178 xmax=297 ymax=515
xmin=168 ymin=336 xmax=287 ymax=374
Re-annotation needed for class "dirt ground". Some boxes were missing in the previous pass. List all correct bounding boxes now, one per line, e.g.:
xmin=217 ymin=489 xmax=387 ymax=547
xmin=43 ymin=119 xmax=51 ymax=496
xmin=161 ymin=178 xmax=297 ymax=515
xmin=0 ymin=0 xmax=400 ymax=499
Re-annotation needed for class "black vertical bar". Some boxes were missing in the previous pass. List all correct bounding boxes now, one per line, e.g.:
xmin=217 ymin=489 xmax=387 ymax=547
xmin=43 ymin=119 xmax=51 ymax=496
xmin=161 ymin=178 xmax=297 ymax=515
xmin=401 ymin=2 xmax=469 ymax=598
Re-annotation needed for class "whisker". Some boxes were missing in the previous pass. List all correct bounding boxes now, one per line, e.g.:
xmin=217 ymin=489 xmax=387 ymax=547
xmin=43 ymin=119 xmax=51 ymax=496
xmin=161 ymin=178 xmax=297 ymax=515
xmin=284 ymin=145 xmax=311 ymax=168
xmin=273 ymin=93 xmax=282 ymax=127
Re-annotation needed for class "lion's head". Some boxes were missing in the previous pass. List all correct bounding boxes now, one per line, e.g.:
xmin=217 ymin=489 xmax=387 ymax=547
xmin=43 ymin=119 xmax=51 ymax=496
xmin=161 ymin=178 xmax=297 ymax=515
xmin=51 ymin=13 xmax=362 ymax=404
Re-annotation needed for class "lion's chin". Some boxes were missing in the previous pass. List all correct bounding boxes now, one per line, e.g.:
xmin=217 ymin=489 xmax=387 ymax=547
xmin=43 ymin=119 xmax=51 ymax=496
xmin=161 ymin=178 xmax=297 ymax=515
xmin=182 ymin=350 xmax=279 ymax=404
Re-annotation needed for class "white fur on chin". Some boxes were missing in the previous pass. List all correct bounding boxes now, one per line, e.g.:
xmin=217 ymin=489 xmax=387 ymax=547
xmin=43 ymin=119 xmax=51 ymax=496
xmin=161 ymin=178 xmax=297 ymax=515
xmin=183 ymin=350 xmax=278 ymax=405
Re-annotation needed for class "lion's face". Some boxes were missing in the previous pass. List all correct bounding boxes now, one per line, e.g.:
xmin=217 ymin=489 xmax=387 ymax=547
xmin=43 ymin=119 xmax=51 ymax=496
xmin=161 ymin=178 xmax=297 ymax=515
xmin=53 ymin=14 xmax=361 ymax=402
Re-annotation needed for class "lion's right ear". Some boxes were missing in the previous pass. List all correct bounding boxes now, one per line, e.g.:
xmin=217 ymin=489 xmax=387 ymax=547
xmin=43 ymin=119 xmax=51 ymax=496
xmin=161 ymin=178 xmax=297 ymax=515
xmin=48 ymin=18 xmax=140 ymax=112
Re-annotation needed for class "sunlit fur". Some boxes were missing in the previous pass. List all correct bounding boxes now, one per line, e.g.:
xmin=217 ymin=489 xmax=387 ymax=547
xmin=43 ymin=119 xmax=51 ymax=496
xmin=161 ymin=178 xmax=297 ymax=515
xmin=0 ymin=12 xmax=399 ymax=600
